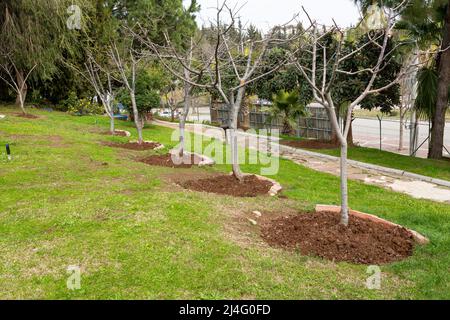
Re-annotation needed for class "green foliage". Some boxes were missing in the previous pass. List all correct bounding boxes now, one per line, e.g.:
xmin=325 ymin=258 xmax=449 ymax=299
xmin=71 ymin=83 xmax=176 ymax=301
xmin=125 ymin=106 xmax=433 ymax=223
xmin=118 ymin=67 xmax=165 ymax=115
xmin=333 ymin=33 xmax=402 ymax=114
xmin=269 ymin=90 xmax=308 ymax=135
xmin=356 ymin=0 xmax=448 ymax=48
xmin=64 ymin=92 xmax=103 ymax=116
xmin=0 ymin=0 xmax=92 ymax=82
xmin=60 ymin=91 xmax=79 ymax=112
xmin=249 ymin=48 xmax=312 ymax=106
xmin=415 ymin=67 xmax=439 ymax=120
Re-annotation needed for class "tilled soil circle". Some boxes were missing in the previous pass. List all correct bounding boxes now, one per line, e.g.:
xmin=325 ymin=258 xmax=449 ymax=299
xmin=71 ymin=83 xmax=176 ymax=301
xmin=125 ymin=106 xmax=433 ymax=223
xmin=139 ymin=153 xmax=203 ymax=168
xmin=15 ymin=113 xmax=39 ymax=119
xmin=281 ymin=139 xmax=339 ymax=149
xmin=99 ymin=131 xmax=129 ymax=137
xmin=182 ymin=175 xmax=273 ymax=197
xmin=104 ymin=141 xmax=161 ymax=150
xmin=261 ymin=211 xmax=415 ymax=265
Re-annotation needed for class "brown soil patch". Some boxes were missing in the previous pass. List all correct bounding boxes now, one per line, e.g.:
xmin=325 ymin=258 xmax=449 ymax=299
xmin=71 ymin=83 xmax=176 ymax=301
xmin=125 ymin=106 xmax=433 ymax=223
xmin=104 ymin=141 xmax=161 ymax=150
xmin=139 ymin=153 xmax=203 ymax=168
xmin=261 ymin=211 xmax=415 ymax=265
xmin=281 ymin=139 xmax=339 ymax=150
xmin=182 ymin=175 xmax=273 ymax=197
xmin=15 ymin=113 xmax=39 ymax=119
xmin=99 ymin=131 xmax=129 ymax=137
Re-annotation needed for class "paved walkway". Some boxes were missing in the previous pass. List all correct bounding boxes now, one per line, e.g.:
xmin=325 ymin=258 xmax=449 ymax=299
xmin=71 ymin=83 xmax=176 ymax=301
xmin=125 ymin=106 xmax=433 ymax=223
xmin=154 ymin=120 xmax=450 ymax=204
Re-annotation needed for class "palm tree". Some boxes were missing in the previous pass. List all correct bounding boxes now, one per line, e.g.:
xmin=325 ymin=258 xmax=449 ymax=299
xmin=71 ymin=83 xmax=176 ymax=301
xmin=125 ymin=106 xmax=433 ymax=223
xmin=269 ymin=90 xmax=308 ymax=136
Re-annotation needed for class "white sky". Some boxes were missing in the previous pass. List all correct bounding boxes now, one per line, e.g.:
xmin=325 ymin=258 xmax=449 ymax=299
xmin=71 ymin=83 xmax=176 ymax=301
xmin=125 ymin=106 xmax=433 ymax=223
xmin=187 ymin=0 xmax=362 ymax=30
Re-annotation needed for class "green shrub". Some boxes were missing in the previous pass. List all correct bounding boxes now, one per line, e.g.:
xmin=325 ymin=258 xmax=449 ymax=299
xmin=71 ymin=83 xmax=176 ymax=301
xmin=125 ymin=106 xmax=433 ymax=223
xmin=67 ymin=97 xmax=103 ymax=116
xmin=59 ymin=91 xmax=78 ymax=112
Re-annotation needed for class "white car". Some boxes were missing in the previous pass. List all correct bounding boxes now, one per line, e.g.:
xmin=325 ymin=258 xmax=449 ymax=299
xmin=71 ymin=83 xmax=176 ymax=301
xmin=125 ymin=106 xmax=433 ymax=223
xmin=159 ymin=110 xmax=172 ymax=117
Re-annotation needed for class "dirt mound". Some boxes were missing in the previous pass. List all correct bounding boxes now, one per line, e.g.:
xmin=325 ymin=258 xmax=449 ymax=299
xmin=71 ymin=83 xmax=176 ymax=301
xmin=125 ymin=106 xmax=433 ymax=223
xmin=99 ymin=131 xmax=129 ymax=137
xmin=261 ymin=211 xmax=415 ymax=265
xmin=104 ymin=141 xmax=161 ymax=150
xmin=15 ymin=113 xmax=39 ymax=119
xmin=281 ymin=139 xmax=339 ymax=150
xmin=139 ymin=154 xmax=203 ymax=168
xmin=182 ymin=175 xmax=273 ymax=197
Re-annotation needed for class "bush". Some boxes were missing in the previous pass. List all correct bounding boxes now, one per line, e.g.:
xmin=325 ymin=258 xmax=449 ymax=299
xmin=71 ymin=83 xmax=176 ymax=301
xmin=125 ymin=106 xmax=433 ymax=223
xmin=59 ymin=91 xmax=78 ymax=112
xmin=117 ymin=67 xmax=163 ymax=116
xmin=67 ymin=96 xmax=103 ymax=116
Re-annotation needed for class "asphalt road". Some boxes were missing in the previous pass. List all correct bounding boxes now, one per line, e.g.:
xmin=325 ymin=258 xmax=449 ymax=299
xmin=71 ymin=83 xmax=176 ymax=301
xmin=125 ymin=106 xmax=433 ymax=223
xmin=353 ymin=118 xmax=450 ymax=158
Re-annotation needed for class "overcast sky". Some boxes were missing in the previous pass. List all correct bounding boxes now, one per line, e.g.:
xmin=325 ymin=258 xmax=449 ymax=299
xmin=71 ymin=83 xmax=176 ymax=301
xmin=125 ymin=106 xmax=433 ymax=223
xmin=188 ymin=0 xmax=362 ymax=30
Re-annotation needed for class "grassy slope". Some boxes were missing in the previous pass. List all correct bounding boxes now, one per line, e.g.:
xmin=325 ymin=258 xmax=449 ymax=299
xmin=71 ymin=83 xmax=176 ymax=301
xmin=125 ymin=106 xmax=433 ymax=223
xmin=0 ymin=106 xmax=449 ymax=299
xmin=312 ymin=146 xmax=450 ymax=182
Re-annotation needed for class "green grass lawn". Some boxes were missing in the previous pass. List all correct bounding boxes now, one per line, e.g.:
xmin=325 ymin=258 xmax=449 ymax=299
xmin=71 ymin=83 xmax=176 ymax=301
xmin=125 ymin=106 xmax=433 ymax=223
xmin=310 ymin=145 xmax=450 ymax=182
xmin=0 ymin=105 xmax=449 ymax=299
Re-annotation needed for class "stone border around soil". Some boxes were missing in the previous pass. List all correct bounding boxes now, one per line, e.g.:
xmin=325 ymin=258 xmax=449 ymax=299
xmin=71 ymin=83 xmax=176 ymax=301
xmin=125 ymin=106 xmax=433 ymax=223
xmin=114 ymin=130 xmax=131 ymax=137
xmin=169 ymin=150 xmax=216 ymax=167
xmin=245 ymin=174 xmax=283 ymax=196
xmin=315 ymin=204 xmax=430 ymax=245
xmin=129 ymin=140 xmax=165 ymax=150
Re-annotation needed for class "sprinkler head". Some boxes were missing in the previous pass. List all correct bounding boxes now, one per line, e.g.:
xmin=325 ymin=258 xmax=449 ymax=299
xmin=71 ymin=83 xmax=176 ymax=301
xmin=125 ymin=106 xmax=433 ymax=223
xmin=6 ymin=144 xmax=11 ymax=160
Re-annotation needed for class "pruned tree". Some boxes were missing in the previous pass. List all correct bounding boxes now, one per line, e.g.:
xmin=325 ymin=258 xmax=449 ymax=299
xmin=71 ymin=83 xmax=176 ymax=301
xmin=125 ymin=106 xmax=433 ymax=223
xmin=143 ymin=1 xmax=303 ymax=179
xmin=85 ymin=53 xmax=117 ymax=134
xmin=0 ymin=54 xmax=37 ymax=114
xmin=293 ymin=3 xmax=416 ymax=225
xmin=0 ymin=0 xmax=92 ymax=112
xmin=109 ymin=39 xmax=145 ymax=144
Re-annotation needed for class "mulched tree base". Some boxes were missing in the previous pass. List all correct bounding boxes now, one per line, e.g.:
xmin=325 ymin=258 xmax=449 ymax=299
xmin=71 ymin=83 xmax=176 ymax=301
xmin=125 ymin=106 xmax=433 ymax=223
xmin=104 ymin=142 xmax=161 ymax=150
xmin=15 ymin=113 xmax=39 ymax=119
xmin=281 ymin=139 xmax=339 ymax=149
xmin=261 ymin=211 xmax=415 ymax=265
xmin=139 ymin=154 xmax=203 ymax=168
xmin=99 ymin=131 xmax=129 ymax=137
xmin=182 ymin=175 xmax=273 ymax=197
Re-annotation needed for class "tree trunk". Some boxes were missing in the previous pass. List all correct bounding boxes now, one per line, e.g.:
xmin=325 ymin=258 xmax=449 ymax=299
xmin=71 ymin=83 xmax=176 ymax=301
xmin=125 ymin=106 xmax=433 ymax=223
xmin=346 ymin=117 xmax=354 ymax=146
xmin=130 ymin=91 xmax=143 ymax=144
xmin=399 ymin=106 xmax=405 ymax=151
xmin=429 ymin=1 xmax=450 ymax=159
xmin=340 ymin=141 xmax=349 ymax=226
xmin=325 ymin=98 xmax=350 ymax=226
xmin=229 ymin=91 xmax=245 ymax=181
xmin=15 ymin=69 xmax=27 ymax=114
xmin=325 ymin=106 xmax=340 ymax=145
xmin=179 ymin=79 xmax=191 ymax=157
xmin=110 ymin=116 xmax=115 ymax=134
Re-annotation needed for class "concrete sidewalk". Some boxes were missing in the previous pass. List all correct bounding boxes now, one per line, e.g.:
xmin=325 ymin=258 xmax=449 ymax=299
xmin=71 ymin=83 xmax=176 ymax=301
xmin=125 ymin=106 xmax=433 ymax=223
xmin=154 ymin=120 xmax=450 ymax=204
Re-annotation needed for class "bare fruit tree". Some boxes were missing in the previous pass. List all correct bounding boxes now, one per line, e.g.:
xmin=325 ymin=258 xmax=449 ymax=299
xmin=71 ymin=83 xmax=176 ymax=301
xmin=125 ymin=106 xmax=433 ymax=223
xmin=0 ymin=53 xmax=36 ymax=115
xmin=293 ymin=3 xmax=414 ymax=225
xmin=135 ymin=30 xmax=209 ymax=157
xmin=66 ymin=50 xmax=118 ymax=134
xmin=84 ymin=53 xmax=117 ymax=134
xmin=142 ymin=1 xmax=302 ymax=179
xmin=109 ymin=40 xmax=145 ymax=144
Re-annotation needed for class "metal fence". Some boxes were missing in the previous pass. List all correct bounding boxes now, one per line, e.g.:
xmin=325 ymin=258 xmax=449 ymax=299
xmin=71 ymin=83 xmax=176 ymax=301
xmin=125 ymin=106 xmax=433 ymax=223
xmin=212 ymin=104 xmax=332 ymax=140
